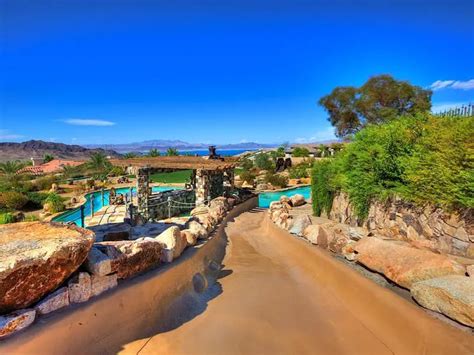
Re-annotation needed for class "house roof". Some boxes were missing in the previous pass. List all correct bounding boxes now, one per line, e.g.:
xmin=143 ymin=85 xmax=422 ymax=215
xmin=110 ymin=156 xmax=237 ymax=171
xmin=17 ymin=159 xmax=83 ymax=175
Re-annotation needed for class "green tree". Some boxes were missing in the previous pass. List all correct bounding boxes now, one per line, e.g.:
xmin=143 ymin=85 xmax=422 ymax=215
xmin=276 ymin=146 xmax=286 ymax=157
xmin=148 ymin=148 xmax=160 ymax=157
xmin=166 ymin=147 xmax=179 ymax=156
xmin=292 ymin=147 xmax=310 ymax=157
xmin=88 ymin=152 xmax=111 ymax=179
xmin=43 ymin=154 xmax=54 ymax=163
xmin=0 ymin=160 xmax=23 ymax=175
xmin=319 ymin=74 xmax=432 ymax=137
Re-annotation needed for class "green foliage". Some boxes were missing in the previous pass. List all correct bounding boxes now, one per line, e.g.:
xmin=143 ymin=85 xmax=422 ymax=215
xmin=0 ymin=212 xmax=15 ymax=224
xmin=88 ymin=152 xmax=112 ymax=180
xmin=292 ymin=147 xmax=310 ymax=157
xmin=264 ymin=172 xmax=288 ymax=188
xmin=276 ymin=146 xmax=286 ymax=157
xmin=44 ymin=193 xmax=65 ymax=213
xmin=319 ymin=74 xmax=432 ymax=137
xmin=147 ymin=148 xmax=160 ymax=157
xmin=108 ymin=166 xmax=126 ymax=177
xmin=310 ymin=113 xmax=474 ymax=219
xmin=311 ymin=160 xmax=338 ymax=216
xmin=254 ymin=153 xmax=274 ymax=170
xmin=289 ymin=161 xmax=313 ymax=179
xmin=0 ymin=191 xmax=28 ymax=210
xmin=43 ymin=154 xmax=54 ymax=163
xmin=123 ymin=152 xmax=138 ymax=159
xmin=25 ymin=192 xmax=50 ymax=208
xmin=33 ymin=175 xmax=58 ymax=191
xmin=240 ymin=157 xmax=254 ymax=171
xmin=0 ymin=160 xmax=24 ymax=175
xmin=166 ymin=147 xmax=179 ymax=156
xmin=24 ymin=214 xmax=39 ymax=222
xmin=239 ymin=170 xmax=256 ymax=184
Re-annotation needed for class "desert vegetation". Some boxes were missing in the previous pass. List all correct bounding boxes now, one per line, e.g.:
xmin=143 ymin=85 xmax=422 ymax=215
xmin=311 ymin=113 xmax=473 ymax=219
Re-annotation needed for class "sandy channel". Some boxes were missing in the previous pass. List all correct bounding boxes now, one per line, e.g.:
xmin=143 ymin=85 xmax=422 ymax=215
xmin=122 ymin=209 xmax=473 ymax=355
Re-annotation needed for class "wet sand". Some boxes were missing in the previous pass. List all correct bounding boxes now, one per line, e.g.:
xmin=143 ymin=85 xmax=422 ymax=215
xmin=122 ymin=209 xmax=473 ymax=355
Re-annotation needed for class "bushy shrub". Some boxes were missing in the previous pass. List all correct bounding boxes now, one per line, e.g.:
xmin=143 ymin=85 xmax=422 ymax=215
xmin=311 ymin=114 xmax=474 ymax=219
xmin=239 ymin=170 xmax=256 ymax=184
xmin=33 ymin=175 xmax=58 ymax=191
xmin=264 ymin=172 xmax=288 ymax=188
xmin=44 ymin=193 xmax=65 ymax=213
xmin=0 ymin=191 xmax=28 ymax=210
xmin=0 ymin=212 xmax=15 ymax=224
xmin=23 ymin=214 xmax=39 ymax=222
xmin=240 ymin=157 xmax=254 ymax=171
xmin=26 ymin=192 xmax=50 ymax=209
xmin=292 ymin=147 xmax=310 ymax=157
xmin=289 ymin=161 xmax=314 ymax=179
xmin=108 ymin=166 xmax=126 ymax=177
xmin=254 ymin=153 xmax=274 ymax=171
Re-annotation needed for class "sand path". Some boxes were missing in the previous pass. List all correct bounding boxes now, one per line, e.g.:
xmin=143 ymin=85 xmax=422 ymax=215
xmin=122 ymin=209 xmax=473 ymax=355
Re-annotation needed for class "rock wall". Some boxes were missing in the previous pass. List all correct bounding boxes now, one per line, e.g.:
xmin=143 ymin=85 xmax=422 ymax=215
xmin=329 ymin=193 xmax=473 ymax=258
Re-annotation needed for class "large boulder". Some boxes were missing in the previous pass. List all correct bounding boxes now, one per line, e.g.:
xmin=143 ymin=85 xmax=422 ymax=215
xmin=155 ymin=226 xmax=188 ymax=262
xmin=354 ymin=238 xmax=465 ymax=289
xmin=411 ymin=275 xmax=474 ymax=327
xmin=181 ymin=229 xmax=198 ymax=246
xmin=290 ymin=194 xmax=306 ymax=207
xmin=0 ymin=222 xmax=94 ymax=314
xmin=193 ymin=213 xmax=218 ymax=232
xmin=209 ymin=205 xmax=226 ymax=222
xmin=289 ymin=215 xmax=312 ymax=236
xmin=97 ymin=238 xmax=162 ymax=279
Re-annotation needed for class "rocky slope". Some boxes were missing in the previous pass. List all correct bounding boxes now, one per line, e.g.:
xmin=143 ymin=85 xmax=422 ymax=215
xmin=0 ymin=140 xmax=121 ymax=162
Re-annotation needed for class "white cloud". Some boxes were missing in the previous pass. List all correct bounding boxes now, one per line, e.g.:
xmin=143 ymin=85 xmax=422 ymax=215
xmin=0 ymin=129 xmax=24 ymax=141
xmin=63 ymin=119 xmax=116 ymax=126
xmin=294 ymin=126 xmax=336 ymax=144
xmin=451 ymin=79 xmax=474 ymax=90
xmin=430 ymin=79 xmax=474 ymax=91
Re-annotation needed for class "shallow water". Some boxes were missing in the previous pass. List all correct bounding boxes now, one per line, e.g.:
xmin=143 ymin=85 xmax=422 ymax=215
xmin=258 ymin=186 xmax=311 ymax=208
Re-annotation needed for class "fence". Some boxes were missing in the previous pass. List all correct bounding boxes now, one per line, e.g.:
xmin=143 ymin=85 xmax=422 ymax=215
xmin=435 ymin=103 xmax=473 ymax=117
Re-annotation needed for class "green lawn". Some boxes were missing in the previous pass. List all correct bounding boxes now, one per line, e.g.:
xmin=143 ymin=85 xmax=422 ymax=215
xmin=150 ymin=170 xmax=192 ymax=184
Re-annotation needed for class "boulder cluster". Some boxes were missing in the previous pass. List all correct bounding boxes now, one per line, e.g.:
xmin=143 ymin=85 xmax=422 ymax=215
xmin=0 ymin=195 xmax=249 ymax=339
xmin=269 ymin=195 xmax=474 ymax=328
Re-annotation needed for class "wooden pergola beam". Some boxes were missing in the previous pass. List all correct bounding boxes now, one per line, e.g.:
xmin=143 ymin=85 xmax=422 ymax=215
xmin=109 ymin=156 xmax=237 ymax=171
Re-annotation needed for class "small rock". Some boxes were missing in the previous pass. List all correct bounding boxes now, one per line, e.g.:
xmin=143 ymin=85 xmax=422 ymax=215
xmin=302 ymin=225 xmax=321 ymax=244
xmin=290 ymin=194 xmax=306 ymax=207
xmin=0 ymin=309 xmax=36 ymax=339
xmin=91 ymin=274 xmax=117 ymax=297
xmin=68 ymin=272 xmax=92 ymax=304
xmin=256 ymin=183 xmax=269 ymax=191
xmin=84 ymin=246 xmax=112 ymax=276
xmin=279 ymin=195 xmax=290 ymax=204
xmin=35 ymin=287 xmax=69 ymax=315
xmin=411 ymin=275 xmax=474 ymax=327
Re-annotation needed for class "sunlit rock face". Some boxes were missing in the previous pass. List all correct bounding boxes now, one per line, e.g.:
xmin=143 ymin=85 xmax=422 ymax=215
xmin=0 ymin=222 xmax=94 ymax=314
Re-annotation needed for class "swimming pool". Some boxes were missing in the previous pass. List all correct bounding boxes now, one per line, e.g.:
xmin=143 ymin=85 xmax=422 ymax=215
xmin=258 ymin=186 xmax=311 ymax=208
xmin=53 ymin=186 xmax=181 ymax=227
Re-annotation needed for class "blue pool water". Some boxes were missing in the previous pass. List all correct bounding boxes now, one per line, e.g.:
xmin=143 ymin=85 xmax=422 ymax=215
xmin=258 ymin=186 xmax=311 ymax=208
xmin=53 ymin=186 xmax=181 ymax=227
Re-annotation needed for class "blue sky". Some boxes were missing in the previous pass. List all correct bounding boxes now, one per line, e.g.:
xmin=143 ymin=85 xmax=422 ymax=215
xmin=1 ymin=0 xmax=473 ymax=145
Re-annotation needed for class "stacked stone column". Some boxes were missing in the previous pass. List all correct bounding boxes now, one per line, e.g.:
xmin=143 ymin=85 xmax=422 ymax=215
xmin=136 ymin=167 xmax=150 ymax=218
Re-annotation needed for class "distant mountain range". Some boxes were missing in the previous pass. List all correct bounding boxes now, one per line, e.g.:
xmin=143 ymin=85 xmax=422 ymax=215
xmin=84 ymin=140 xmax=278 ymax=153
xmin=0 ymin=140 xmax=121 ymax=162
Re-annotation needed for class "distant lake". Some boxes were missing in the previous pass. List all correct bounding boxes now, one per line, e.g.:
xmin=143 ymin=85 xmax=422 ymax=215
xmin=135 ymin=149 xmax=257 ymax=157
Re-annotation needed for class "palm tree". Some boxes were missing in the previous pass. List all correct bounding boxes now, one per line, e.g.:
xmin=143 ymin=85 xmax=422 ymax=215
xmin=148 ymin=149 xmax=160 ymax=157
xmin=88 ymin=152 xmax=111 ymax=171
xmin=43 ymin=154 xmax=54 ymax=163
xmin=0 ymin=160 xmax=23 ymax=175
xmin=166 ymin=147 xmax=179 ymax=156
